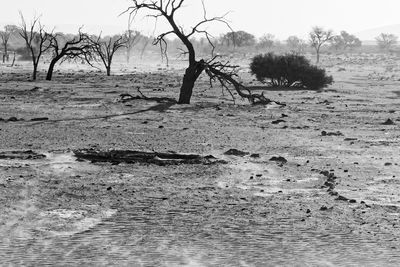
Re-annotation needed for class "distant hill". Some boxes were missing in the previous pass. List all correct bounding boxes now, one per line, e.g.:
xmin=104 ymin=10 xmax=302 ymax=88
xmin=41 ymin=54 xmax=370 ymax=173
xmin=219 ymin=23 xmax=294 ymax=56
xmin=356 ymin=24 xmax=400 ymax=42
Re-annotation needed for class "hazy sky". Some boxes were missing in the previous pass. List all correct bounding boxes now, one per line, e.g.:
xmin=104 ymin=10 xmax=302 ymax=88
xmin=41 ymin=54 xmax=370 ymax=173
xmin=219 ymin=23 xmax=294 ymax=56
xmin=1 ymin=0 xmax=400 ymax=39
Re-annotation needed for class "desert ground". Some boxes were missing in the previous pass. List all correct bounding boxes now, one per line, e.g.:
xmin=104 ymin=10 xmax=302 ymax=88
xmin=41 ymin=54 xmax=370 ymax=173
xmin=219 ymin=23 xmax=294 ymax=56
xmin=0 ymin=52 xmax=399 ymax=266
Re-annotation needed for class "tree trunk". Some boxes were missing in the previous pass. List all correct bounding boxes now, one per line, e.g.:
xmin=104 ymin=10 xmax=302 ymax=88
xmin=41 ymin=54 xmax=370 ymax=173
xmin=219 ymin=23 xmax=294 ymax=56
xmin=178 ymin=61 xmax=204 ymax=104
xmin=46 ymin=59 xmax=57 ymax=80
xmin=32 ymin=63 xmax=38 ymax=80
xmin=11 ymin=52 xmax=15 ymax=67
xmin=106 ymin=66 xmax=111 ymax=76
xmin=316 ymin=47 xmax=320 ymax=64
xmin=178 ymin=70 xmax=196 ymax=104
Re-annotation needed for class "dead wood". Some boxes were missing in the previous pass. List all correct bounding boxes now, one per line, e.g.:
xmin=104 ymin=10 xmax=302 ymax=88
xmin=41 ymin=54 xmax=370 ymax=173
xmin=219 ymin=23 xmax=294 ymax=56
xmin=73 ymin=149 xmax=226 ymax=166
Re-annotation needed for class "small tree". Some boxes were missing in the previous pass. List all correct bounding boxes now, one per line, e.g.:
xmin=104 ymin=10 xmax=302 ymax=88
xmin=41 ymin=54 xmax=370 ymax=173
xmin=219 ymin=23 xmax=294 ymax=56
xmin=221 ymin=30 xmax=256 ymax=47
xmin=125 ymin=19 xmax=142 ymax=63
xmin=286 ymin=35 xmax=306 ymax=54
xmin=19 ymin=13 xmax=51 ymax=80
xmin=89 ymin=34 xmax=127 ymax=76
xmin=309 ymin=26 xmax=334 ymax=63
xmin=257 ymin=33 xmax=275 ymax=50
xmin=330 ymin=31 xmax=361 ymax=52
xmin=0 ymin=25 xmax=18 ymax=63
xmin=375 ymin=33 xmax=398 ymax=52
xmin=46 ymin=30 xmax=94 ymax=80
xmin=250 ymin=53 xmax=333 ymax=90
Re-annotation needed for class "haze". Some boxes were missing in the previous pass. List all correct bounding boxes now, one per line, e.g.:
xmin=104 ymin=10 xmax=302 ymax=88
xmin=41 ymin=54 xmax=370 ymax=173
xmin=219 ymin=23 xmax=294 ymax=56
xmin=1 ymin=0 xmax=400 ymax=39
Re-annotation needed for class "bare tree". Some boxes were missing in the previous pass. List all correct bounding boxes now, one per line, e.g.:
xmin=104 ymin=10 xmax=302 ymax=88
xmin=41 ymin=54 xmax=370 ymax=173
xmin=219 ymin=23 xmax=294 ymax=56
xmin=19 ymin=13 xmax=51 ymax=80
xmin=125 ymin=19 xmax=142 ymax=63
xmin=89 ymin=34 xmax=127 ymax=76
xmin=221 ymin=30 xmax=256 ymax=48
xmin=46 ymin=30 xmax=94 ymax=80
xmin=376 ymin=33 xmax=398 ymax=52
xmin=257 ymin=33 xmax=276 ymax=50
xmin=286 ymin=35 xmax=306 ymax=54
xmin=309 ymin=26 xmax=334 ymax=63
xmin=0 ymin=25 xmax=18 ymax=63
xmin=125 ymin=0 xmax=271 ymax=105
xmin=330 ymin=31 xmax=361 ymax=52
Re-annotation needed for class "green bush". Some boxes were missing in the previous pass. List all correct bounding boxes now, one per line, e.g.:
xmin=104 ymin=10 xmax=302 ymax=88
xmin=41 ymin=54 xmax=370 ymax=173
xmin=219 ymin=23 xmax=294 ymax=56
xmin=250 ymin=53 xmax=333 ymax=90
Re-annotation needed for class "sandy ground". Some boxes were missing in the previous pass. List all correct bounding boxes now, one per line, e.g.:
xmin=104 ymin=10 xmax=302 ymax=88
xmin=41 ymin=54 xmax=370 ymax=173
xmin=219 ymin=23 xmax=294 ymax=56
xmin=0 ymin=54 xmax=399 ymax=266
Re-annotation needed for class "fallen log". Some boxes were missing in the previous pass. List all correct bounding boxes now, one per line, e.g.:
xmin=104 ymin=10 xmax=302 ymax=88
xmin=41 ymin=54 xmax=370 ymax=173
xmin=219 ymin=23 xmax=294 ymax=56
xmin=73 ymin=149 xmax=226 ymax=166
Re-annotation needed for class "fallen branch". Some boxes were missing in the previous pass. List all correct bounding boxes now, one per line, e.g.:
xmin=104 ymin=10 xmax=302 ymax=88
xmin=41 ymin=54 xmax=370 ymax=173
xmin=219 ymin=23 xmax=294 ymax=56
xmin=74 ymin=149 xmax=227 ymax=166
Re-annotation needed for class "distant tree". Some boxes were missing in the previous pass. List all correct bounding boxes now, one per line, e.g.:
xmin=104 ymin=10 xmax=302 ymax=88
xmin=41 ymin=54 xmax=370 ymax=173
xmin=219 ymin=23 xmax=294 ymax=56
xmin=286 ymin=35 xmax=306 ymax=54
xmin=124 ymin=19 xmax=142 ymax=63
xmin=330 ymin=31 xmax=361 ymax=51
xmin=309 ymin=26 xmax=334 ymax=63
xmin=375 ymin=33 xmax=398 ymax=51
xmin=221 ymin=30 xmax=255 ymax=47
xmin=46 ymin=30 xmax=94 ymax=80
xmin=257 ymin=33 xmax=275 ymax=50
xmin=89 ymin=34 xmax=127 ymax=76
xmin=0 ymin=25 xmax=18 ymax=62
xmin=18 ymin=13 xmax=52 ymax=80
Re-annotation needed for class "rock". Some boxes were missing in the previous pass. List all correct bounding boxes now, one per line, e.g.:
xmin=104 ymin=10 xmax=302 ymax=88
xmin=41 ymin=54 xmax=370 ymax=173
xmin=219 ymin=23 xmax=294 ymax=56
xmin=269 ymin=156 xmax=288 ymax=164
xmin=382 ymin=119 xmax=395 ymax=125
xmin=224 ymin=149 xmax=249 ymax=157
xmin=384 ymin=162 xmax=393 ymax=166
xmin=320 ymin=206 xmax=328 ymax=211
xmin=335 ymin=195 xmax=349 ymax=202
xmin=321 ymin=131 xmax=344 ymax=136
xmin=250 ymin=153 xmax=260 ymax=158
xmin=31 ymin=117 xmax=49 ymax=121
xmin=272 ymin=119 xmax=286 ymax=124
xmin=7 ymin=117 xmax=18 ymax=122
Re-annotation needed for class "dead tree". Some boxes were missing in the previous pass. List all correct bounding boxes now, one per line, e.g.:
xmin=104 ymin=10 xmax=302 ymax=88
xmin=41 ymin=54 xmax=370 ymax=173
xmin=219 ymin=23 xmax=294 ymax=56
xmin=89 ymin=34 xmax=127 ymax=76
xmin=19 ymin=13 xmax=51 ymax=80
xmin=46 ymin=31 xmax=94 ymax=80
xmin=309 ymin=26 xmax=334 ymax=64
xmin=125 ymin=19 xmax=142 ymax=63
xmin=126 ymin=0 xmax=271 ymax=105
xmin=0 ymin=25 xmax=17 ymax=63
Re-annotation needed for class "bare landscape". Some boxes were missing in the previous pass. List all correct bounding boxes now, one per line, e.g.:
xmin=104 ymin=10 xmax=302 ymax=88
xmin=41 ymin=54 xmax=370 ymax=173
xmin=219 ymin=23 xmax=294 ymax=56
xmin=1 ymin=0 xmax=400 ymax=266
xmin=0 ymin=52 xmax=399 ymax=266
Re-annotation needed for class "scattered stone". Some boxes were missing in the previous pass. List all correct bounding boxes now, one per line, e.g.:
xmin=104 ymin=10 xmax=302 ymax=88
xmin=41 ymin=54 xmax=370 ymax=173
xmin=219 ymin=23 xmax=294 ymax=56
xmin=271 ymin=119 xmax=286 ymax=124
xmin=224 ymin=149 xmax=249 ymax=157
xmin=344 ymin=138 xmax=358 ymax=141
xmin=321 ymin=131 xmax=344 ymax=136
xmin=306 ymin=209 xmax=311 ymax=214
xmin=349 ymin=199 xmax=357 ymax=203
xmin=31 ymin=117 xmax=49 ymax=121
xmin=384 ymin=162 xmax=393 ymax=166
xmin=320 ymin=206 xmax=328 ymax=211
xmin=382 ymin=119 xmax=395 ymax=125
xmin=269 ymin=156 xmax=288 ymax=164
xmin=0 ymin=150 xmax=46 ymax=160
xmin=335 ymin=195 xmax=349 ymax=202
xmin=281 ymin=114 xmax=288 ymax=118
xmin=250 ymin=153 xmax=260 ymax=158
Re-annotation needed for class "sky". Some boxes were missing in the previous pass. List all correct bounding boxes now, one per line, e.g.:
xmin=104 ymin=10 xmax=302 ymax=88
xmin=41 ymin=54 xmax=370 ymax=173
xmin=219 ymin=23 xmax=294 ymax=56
xmin=1 ymin=0 xmax=400 ymax=40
